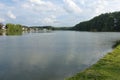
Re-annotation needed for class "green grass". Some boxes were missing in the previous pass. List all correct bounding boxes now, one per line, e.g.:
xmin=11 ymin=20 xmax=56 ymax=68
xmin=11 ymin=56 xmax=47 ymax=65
xmin=66 ymin=45 xmax=120 ymax=80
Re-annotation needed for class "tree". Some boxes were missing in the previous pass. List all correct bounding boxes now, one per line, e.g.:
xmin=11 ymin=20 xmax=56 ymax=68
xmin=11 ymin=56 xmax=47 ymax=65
xmin=73 ymin=11 xmax=120 ymax=32
xmin=6 ymin=23 xmax=22 ymax=32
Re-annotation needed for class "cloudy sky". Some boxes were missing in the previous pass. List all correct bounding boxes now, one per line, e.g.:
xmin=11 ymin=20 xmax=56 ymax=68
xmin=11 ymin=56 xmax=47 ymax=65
xmin=0 ymin=0 xmax=120 ymax=27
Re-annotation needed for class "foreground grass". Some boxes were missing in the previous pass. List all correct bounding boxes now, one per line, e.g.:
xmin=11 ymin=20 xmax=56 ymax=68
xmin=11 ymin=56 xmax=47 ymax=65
xmin=66 ymin=45 xmax=120 ymax=80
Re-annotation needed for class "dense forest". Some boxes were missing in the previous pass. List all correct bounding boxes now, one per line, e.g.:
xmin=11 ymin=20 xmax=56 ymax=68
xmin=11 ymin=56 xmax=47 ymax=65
xmin=73 ymin=11 xmax=120 ymax=31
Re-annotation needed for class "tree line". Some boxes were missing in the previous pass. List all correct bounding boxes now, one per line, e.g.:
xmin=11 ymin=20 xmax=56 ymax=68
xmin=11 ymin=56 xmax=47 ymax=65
xmin=72 ymin=11 xmax=120 ymax=31
xmin=0 ymin=23 xmax=27 ymax=35
xmin=1 ymin=11 xmax=120 ymax=32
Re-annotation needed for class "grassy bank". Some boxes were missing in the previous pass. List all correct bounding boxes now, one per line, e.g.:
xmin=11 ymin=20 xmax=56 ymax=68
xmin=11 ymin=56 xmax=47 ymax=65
xmin=66 ymin=45 xmax=120 ymax=80
xmin=112 ymin=40 xmax=120 ymax=48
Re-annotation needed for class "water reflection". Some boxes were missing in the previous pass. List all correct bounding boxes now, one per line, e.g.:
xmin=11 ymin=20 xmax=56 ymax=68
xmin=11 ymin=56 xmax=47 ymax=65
xmin=0 ymin=30 xmax=53 ymax=36
xmin=0 ymin=32 xmax=2 ymax=35
xmin=0 ymin=31 xmax=6 ymax=36
xmin=0 ymin=31 xmax=22 ymax=36
xmin=6 ymin=31 xmax=22 ymax=36
xmin=0 ymin=31 xmax=120 ymax=80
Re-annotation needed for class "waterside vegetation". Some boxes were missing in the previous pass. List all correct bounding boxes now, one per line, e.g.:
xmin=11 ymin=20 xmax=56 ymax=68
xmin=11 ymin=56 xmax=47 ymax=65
xmin=66 ymin=42 xmax=120 ymax=80
xmin=73 ymin=11 xmax=120 ymax=31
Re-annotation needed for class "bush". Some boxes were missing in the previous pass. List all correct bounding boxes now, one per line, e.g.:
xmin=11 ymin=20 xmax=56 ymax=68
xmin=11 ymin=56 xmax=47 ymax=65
xmin=6 ymin=23 xmax=22 ymax=32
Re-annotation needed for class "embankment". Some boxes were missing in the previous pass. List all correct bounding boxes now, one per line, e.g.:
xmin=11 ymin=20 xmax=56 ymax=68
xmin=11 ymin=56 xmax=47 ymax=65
xmin=66 ymin=44 xmax=120 ymax=80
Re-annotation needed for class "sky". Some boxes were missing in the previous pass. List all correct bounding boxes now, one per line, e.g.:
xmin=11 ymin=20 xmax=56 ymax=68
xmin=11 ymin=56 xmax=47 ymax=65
xmin=0 ymin=0 xmax=120 ymax=27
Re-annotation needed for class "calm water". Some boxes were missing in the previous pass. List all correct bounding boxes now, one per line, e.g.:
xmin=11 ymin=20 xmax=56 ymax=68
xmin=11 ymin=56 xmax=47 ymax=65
xmin=0 ymin=31 xmax=120 ymax=80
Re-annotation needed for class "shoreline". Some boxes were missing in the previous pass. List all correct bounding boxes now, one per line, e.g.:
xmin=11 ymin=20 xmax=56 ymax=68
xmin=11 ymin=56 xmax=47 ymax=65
xmin=66 ymin=45 xmax=120 ymax=80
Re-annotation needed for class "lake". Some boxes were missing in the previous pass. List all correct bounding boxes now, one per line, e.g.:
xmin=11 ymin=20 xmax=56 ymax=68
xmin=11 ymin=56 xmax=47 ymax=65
xmin=0 ymin=31 xmax=120 ymax=80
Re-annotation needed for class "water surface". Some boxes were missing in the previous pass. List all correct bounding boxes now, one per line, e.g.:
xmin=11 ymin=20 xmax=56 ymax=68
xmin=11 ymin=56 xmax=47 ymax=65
xmin=0 ymin=31 xmax=120 ymax=80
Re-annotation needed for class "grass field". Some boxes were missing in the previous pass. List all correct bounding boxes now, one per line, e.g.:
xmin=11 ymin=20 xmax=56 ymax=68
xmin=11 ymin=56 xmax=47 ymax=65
xmin=66 ymin=45 xmax=120 ymax=80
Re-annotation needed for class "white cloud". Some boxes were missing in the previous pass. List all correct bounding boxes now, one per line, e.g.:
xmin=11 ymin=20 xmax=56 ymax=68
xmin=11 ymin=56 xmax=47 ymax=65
xmin=41 ymin=15 xmax=57 ymax=25
xmin=63 ymin=0 xmax=82 ymax=14
xmin=21 ymin=0 xmax=67 ymax=16
xmin=78 ymin=0 xmax=108 ymax=17
xmin=20 ymin=0 xmax=67 ymax=26
xmin=94 ymin=0 xmax=108 ymax=15
xmin=22 ymin=0 xmax=57 ymax=12
xmin=30 ymin=0 xmax=52 ymax=5
xmin=7 ymin=11 xmax=16 ymax=19
xmin=22 ymin=3 xmax=30 ymax=8
xmin=104 ymin=0 xmax=120 ymax=12
xmin=1 ymin=0 xmax=120 ymax=26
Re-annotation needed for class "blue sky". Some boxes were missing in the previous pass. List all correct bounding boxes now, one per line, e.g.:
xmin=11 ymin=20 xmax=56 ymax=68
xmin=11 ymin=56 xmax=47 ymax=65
xmin=0 ymin=0 xmax=120 ymax=27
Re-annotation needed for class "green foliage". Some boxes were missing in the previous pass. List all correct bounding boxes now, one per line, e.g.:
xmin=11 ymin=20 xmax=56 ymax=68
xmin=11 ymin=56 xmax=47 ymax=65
xmin=73 ymin=11 xmax=120 ymax=31
xmin=66 ymin=45 xmax=120 ymax=80
xmin=5 ymin=23 xmax=22 ymax=35
xmin=6 ymin=23 xmax=22 ymax=32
